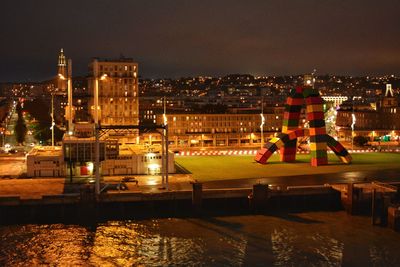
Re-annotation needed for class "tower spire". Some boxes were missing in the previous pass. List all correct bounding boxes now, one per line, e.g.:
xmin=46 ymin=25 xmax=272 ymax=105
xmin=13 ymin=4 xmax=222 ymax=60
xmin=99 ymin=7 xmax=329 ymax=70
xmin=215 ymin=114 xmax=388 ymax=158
xmin=58 ymin=48 xmax=66 ymax=67
xmin=57 ymin=48 xmax=67 ymax=91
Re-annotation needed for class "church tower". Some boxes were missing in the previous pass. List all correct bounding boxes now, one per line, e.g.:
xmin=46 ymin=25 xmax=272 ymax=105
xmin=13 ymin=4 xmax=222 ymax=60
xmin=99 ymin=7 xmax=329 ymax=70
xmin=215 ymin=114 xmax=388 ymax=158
xmin=57 ymin=48 xmax=67 ymax=91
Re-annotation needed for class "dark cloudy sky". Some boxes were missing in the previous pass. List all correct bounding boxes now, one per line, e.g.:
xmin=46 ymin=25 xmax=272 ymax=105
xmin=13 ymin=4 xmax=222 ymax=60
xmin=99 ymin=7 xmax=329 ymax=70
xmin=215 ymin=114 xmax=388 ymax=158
xmin=1 ymin=0 xmax=400 ymax=81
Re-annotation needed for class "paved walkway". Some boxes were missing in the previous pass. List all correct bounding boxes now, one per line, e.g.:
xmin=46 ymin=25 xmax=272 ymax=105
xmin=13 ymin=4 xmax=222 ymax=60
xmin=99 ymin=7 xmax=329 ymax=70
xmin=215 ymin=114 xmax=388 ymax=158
xmin=1 ymin=168 xmax=400 ymax=200
xmin=0 ymin=174 xmax=195 ymax=199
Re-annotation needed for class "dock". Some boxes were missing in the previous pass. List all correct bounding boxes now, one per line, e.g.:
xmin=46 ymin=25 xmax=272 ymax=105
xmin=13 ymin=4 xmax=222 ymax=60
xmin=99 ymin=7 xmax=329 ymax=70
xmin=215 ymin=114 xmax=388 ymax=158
xmin=0 ymin=177 xmax=399 ymax=230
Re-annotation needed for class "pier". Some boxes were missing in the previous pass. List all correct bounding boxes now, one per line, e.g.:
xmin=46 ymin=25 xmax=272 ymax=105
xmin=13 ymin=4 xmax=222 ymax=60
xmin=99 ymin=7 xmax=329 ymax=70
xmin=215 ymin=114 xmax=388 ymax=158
xmin=1 ymin=176 xmax=399 ymax=230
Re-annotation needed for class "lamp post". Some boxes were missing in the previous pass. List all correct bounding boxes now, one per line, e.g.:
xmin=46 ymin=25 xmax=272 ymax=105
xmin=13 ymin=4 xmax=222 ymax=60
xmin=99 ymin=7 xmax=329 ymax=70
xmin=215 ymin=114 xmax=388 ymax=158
xmin=351 ymin=113 xmax=356 ymax=151
xmin=93 ymin=72 xmax=107 ymax=196
xmin=95 ymin=124 xmax=100 ymax=195
xmin=50 ymin=92 xmax=55 ymax=148
xmin=94 ymin=74 xmax=107 ymax=124
xmin=351 ymin=96 xmax=356 ymax=151
xmin=162 ymin=96 xmax=169 ymax=190
xmin=0 ymin=131 xmax=3 ymax=148
xmin=260 ymin=98 xmax=265 ymax=149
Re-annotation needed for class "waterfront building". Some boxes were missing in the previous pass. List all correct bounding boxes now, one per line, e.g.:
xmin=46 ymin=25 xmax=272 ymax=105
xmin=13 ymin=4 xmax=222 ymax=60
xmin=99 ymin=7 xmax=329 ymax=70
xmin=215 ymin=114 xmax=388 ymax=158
xmin=28 ymin=123 xmax=174 ymax=177
xmin=140 ymin=108 xmax=285 ymax=148
xmin=336 ymin=84 xmax=399 ymax=141
xmin=26 ymin=146 xmax=65 ymax=177
xmin=101 ymin=144 xmax=175 ymax=176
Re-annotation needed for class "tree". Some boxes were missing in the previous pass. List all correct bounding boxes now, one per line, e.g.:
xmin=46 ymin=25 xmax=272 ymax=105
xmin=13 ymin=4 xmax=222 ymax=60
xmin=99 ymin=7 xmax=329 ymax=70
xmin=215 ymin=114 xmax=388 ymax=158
xmin=33 ymin=122 xmax=64 ymax=145
xmin=23 ymin=99 xmax=65 ymax=144
xmin=14 ymin=102 xmax=27 ymax=144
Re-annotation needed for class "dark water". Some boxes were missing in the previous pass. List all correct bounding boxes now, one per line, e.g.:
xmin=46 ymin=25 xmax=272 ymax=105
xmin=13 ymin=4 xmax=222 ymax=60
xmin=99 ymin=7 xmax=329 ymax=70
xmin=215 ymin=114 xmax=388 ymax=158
xmin=1 ymin=211 xmax=400 ymax=266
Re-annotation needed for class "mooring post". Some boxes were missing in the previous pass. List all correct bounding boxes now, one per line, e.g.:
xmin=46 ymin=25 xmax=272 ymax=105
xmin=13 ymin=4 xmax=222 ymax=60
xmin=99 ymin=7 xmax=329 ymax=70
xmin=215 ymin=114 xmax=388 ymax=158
xmin=372 ymin=189 xmax=377 ymax=225
xmin=192 ymin=182 xmax=202 ymax=212
xmin=396 ymin=186 xmax=400 ymax=201
xmin=79 ymin=184 xmax=97 ymax=224
xmin=388 ymin=205 xmax=400 ymax=231
xmin=346 ymin=183 xmax=355 ymax=215
xmin=382 ymin=195 xmax=391 ymax=225
xmin=252 ymin=183 xmax=269 ymax=211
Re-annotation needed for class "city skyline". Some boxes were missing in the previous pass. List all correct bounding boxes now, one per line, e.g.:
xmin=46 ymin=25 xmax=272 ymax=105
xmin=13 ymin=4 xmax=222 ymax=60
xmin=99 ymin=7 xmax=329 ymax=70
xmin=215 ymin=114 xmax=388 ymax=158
xmin=1 ymin=2 xmax=400 ymax=263
xmin=1 ymin=0 xmax=400 ymax=82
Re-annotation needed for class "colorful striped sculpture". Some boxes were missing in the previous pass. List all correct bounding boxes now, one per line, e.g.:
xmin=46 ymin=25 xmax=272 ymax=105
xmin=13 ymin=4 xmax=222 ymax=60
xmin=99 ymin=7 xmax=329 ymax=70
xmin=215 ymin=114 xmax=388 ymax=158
xmin=255 ymin=85 xmax=351 ymax=166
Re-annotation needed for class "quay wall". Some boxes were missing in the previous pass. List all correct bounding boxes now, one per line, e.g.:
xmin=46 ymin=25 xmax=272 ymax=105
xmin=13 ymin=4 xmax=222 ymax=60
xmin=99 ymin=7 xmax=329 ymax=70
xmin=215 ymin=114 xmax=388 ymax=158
xmin=0 ymin=186 xmax=342 ymax=225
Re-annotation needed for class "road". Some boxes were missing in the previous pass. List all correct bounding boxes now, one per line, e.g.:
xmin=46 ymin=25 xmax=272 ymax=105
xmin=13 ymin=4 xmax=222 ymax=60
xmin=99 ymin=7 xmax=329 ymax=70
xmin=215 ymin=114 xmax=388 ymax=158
xmin=0 ymin=156 xmax=26 ymax=177
xmin=3 ymin=101 xmax=36 ymax=153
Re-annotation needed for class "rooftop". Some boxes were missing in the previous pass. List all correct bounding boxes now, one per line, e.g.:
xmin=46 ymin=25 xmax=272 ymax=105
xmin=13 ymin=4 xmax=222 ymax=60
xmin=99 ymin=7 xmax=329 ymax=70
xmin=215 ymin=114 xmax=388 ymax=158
xmin=119 ymin=144 xmax=164 ymax=156
xmin=27 ymin=146 xmax=63 ymax=157
xmin=92 ymin=57 xmax=136 ymax=63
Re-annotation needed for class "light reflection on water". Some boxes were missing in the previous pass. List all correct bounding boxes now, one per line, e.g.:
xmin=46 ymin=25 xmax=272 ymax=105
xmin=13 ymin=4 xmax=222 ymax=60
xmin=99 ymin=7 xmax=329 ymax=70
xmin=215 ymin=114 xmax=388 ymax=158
xmin=1 ymin=211 xmax=400 ymax=266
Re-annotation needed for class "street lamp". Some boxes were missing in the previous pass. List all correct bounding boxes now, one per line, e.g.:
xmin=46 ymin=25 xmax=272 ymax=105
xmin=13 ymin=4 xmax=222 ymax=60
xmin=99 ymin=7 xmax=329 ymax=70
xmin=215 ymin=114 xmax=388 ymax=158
xmin=351 ymin=113 xmax=356 ymax=151
xmin=50 ymin=92 xmax=55 ymax=148
xmin=260 ymin=113 xmax=265 ymax=149
xmin=94 ymin=72 xmax=107 ymax=196
xmin=0 ymin=131 xmax=3 ymax=148
xmin=260 ymin=96 xmax=265 ymax=149
xmin=94 ymin=73 xmax=107 ymax=124
xmin=349 ymin=95 xmax=360 ymax=151
xmin=162 ymin=96 xmax=169 ymax=190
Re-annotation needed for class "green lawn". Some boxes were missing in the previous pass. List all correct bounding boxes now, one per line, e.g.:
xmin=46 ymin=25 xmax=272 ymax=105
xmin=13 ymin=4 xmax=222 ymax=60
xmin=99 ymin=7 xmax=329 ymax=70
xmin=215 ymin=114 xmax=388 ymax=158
xmin=175 ymin=153 xmax=400 ymax=182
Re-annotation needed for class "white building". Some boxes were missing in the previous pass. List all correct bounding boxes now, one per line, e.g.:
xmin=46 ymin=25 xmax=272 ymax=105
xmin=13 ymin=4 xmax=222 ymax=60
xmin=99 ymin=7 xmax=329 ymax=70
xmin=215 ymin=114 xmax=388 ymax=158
xmin=26 ymin=146 xmax=65 ymax=177
xmin=27 ymin=143 xmax=175 ymax=178
xmin=101 ymin=144 xmax=175 ymax=176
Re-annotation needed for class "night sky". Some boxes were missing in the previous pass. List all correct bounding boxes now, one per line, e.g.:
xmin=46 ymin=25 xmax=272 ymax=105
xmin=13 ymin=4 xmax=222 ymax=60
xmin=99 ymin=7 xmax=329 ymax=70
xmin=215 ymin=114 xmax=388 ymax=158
xmin=1 ymin=0 xmax=400 ymax=82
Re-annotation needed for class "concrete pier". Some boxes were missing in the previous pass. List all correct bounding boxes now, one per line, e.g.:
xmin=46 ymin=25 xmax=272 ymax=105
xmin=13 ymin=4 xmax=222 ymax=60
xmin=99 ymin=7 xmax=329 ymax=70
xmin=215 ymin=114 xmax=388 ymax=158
xmin=345 ymin=183 xmax=356 ymax=214
xmin=192 ymin=182 xmax=202 ymax=212
xmin=1 ymin=179 xmax=399 ymax=227
xmin=251 ymin=183 xmax=269 ymax=211
xmin=388 ymin=205 xmax=400 ymax=231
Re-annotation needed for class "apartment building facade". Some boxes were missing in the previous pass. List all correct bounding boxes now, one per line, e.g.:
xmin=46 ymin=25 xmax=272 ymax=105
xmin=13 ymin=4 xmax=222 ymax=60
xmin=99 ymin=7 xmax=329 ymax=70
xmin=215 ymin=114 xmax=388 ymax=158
xmin=88 ymin=58 xmax=139 ymax=126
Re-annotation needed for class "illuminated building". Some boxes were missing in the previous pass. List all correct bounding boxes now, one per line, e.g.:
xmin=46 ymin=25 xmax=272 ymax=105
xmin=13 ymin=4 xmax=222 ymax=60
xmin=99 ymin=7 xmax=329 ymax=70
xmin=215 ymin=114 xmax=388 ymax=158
xmin=57 ymin=48 xmax=67 ymax=92
xmin=336 ymin=84 xmax=399 ymax=140
xmin=101 ymin=144 xmax=175 ymax=176
xmin=321 ymin=96 xmax=348 ymax=107
xmin=28 ymin=123 xmax=174 ymax=177
xmin=88 ymin=57 xmax=139 ymax=127
xmin=26 ymin=147 xmax=65 ymax=177
xmin=142 ymin=108 xmax=284 ymax=148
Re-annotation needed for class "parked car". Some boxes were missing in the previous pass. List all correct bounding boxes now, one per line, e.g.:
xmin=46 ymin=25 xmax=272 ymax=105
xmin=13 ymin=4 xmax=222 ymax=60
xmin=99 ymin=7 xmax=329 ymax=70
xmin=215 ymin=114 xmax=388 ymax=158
xmin=122 ymin=176 xmax=139 ymax=185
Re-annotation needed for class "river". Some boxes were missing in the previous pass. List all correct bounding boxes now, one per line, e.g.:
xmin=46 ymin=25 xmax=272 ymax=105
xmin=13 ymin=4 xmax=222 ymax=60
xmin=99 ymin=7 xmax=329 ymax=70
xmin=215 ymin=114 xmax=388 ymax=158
xmin=1 ymin=211 xmax=399 ymax=266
